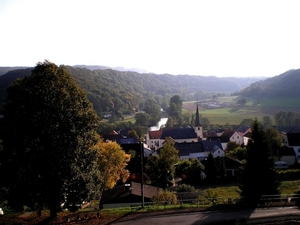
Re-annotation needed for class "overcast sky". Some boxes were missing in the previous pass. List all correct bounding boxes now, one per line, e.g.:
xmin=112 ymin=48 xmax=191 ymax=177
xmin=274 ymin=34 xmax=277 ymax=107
xmin=1 ymin=0 xmax=300 ymax=77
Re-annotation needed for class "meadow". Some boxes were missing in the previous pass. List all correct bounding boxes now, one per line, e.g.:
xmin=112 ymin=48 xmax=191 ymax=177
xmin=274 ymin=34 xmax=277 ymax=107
xmin=183 ymin=96 xmax=300 ymax=126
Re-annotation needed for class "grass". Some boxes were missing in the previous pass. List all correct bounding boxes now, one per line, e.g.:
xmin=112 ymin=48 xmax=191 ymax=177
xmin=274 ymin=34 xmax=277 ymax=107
xmin=183 ymin=96 xmax=300 ymax=126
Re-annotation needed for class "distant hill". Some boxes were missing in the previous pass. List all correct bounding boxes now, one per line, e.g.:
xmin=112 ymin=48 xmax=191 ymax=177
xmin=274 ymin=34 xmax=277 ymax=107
xmin=0 ymin=65 xmax=265 ymax=116
xmin=233 ymin=69 xmax=300 ymax=98
xmin=0 ymin=67 xmax=29 ymax=76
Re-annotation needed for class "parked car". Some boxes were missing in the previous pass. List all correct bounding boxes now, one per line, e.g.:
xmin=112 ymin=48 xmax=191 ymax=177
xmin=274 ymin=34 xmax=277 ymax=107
xmin=275 ymin=161 xmax=288 ymax=169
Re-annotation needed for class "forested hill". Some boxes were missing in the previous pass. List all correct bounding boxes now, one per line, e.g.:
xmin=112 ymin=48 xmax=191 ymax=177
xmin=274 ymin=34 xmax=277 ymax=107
xmin=233 ymin=69 xmax=300 ymax=98
xmin=0 ymin=66 xmax=263 ymax=116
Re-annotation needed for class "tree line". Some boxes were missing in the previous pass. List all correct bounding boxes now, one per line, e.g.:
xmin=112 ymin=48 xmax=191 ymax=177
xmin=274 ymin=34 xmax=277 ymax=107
xmin=0 ymin=66 xmax=261 ymax=117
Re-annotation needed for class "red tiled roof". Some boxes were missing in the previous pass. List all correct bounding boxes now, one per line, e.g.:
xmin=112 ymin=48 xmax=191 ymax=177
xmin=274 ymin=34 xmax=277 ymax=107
xmin=221 ymin=129 xmax=235 ymax=137
xmin=148 ymin=130 xmax=163 ymax=139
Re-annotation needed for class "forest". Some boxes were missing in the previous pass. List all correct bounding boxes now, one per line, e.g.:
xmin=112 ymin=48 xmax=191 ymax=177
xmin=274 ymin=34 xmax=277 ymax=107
xmin=0 ymin=66 xmax=262 ymax=117
xmin=232 ymin=69 xmax=300 ymax=98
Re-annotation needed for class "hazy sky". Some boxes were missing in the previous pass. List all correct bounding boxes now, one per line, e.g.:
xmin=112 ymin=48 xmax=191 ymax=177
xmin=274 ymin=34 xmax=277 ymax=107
xmin=1 ymin=0 xmax=300 ymax=77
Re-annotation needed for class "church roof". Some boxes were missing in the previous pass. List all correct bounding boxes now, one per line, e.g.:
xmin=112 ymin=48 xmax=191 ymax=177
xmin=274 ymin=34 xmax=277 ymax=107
xmin=161 ymin=128 xmax=197 ymax=140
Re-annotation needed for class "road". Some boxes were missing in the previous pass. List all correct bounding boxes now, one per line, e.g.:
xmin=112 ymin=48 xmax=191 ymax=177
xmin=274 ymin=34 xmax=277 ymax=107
xmin=112 ymin=206 xmax=300 ymax=225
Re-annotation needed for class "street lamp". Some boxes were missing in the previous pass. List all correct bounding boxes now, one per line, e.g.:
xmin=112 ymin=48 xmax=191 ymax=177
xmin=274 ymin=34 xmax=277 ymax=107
xmin=139 ymin=135 xmax=145 ymax=208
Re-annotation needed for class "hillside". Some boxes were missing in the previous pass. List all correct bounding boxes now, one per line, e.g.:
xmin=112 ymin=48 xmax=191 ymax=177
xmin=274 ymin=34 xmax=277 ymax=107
xmin=0 ymin=66 xmax=264 ymax=116
xmin=233 ymin=69 xmax=300 ymax=98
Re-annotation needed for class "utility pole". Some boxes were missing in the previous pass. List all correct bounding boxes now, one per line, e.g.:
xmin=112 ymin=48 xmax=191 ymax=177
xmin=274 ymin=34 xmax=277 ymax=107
xmin=139 ymin=136 xmax=145 ymax=208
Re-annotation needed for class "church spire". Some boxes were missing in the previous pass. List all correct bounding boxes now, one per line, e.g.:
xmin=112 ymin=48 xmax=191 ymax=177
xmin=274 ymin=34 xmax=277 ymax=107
xmin=195 ymin=102 xmax=201 ymax=127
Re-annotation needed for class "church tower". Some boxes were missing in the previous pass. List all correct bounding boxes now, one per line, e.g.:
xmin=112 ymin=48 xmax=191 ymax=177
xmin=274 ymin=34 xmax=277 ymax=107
xmin=194 ymin=103 xmax=203 ymax=139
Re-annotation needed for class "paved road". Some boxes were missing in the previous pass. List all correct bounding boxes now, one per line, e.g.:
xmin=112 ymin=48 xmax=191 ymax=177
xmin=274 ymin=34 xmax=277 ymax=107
xmin=112 ymin=206 xmax=300 ymax=225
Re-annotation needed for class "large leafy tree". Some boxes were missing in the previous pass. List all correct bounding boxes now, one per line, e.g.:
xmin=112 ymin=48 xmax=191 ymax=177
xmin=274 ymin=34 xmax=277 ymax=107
xmin=146 ymin=140 xmax=179 ymax=188
xmin=239 ymin=119 xmax=279 ymax=203
xmin=93 ymin=140 xmax=130 ymax=208
xmin=1 ymin=61 xmax=101 ymax=218
xmin=168 ymin=95 xmax=183 ymax=126
xmin=176 ymin=158 xmax=205 ymax=186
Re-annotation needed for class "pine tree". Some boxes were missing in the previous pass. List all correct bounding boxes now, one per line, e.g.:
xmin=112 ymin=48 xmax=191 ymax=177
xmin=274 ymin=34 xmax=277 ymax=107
xmin=239 ymin=119 xmax=279 ymax=203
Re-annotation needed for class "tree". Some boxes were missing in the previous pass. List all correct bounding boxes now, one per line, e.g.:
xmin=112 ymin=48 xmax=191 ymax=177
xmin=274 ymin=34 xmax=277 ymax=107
xmin=204 ymin=153 xmax=218 ymax=182
xmin=127 ymin=129 xmax=139 ymax=139
xmin=135 ymin=112 xmax=151 ymax=127
xmin=1 ymin=61 xmax=101 ymax=217
xmin=168 ymin=95 xmax=183 ymax=126
xmin=262 ymin=116 xmax=272 ymax=127
xmin=225 ymin=141 xmax=240 ymax=153
xmin=227 ymin=146 xmax=247 ymax=161
xmin=143 ymin=98 xmax=161 ymax=126
xmin=239 ymin=119 xmax=279 ymax=203
xmin=93 ymin=140 xmax=130 ymax=208
xmin=176 ymin=158 xmax=205 ymax=186
xmin=146 ymin=140 xmax=179 ymax=188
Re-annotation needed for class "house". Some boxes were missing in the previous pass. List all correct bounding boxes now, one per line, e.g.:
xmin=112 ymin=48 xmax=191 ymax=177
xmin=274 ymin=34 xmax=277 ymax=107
xmin=221 ymin=129 xmax=244 ymax=145
xmin=174 ymin=140 xmax=224 ymax=161
xmin=160 ymin=128 xmax=199 ymax=143
xmin=103 ymin=130 xmax=138 ymax=144
xmin=236 ymin=125 xmax=251 ymax=136
xmin=282 ymin=126 xmax=300 ymax=159
xmin=243 ymin=131 xmax=252 ymax=146
xmin=224 ymin=156 xmax=243 ymax=177
xmin=146 ymin=130 xmax=163 ymax=150
xmin=275 ymin=146 xmax=296 ymax=166
xmin=101 ymin=181 xmax=162 ymax=207
xmin=206 ymin=136 xmax=230 ymax=151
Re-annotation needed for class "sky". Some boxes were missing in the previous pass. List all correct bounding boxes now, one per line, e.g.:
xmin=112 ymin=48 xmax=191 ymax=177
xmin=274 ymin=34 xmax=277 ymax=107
xmin=1 ymin=0 xmax=300 ymax=77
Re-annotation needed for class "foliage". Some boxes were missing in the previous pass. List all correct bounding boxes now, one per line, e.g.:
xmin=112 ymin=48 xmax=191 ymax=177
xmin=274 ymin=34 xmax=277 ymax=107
xmin=1 ymin=61 xmax=101 ymax=217
xmin=262 ymin=115 xmax=273 ymax=127
xmin=225 ymin=141 xmax=240 ymax=152
xmin=239 ymin=119 xmax=280 ymax=202
xmin=143 ymin=98 xmax=161 ymax=126
xmin=264 ymin=127 xmax=282 ymax=156
xmin=146 ymin=140 xmax=179 ymax=188
xmin=274 ymin=111 xmax=300 ymax=128
xmin=127 ymin=130 xmax=139 ymax=139
xmin=176 ymin=158 xmax=205 ymax=186
xmin=175 ymin=184 xmax=195 ymax=192
xmin=204 ymin=154 xmax=226 ymax=183
xmin=167 ymin=95 xmax=183 ymax=126
xmin=198 ymin=189 xmax=220 ymax=205
xmin=233 ymin=69 xmax=300 ymax=98
xmin=135 ymin=112 xmax=151 ymax=127
xmin=226 ymin=146 xmax=247 ymax=161
xmin=93 ymin=140 xmax=130 ymax=191
xmin=152 ymin=190 xmax=177 ymax=204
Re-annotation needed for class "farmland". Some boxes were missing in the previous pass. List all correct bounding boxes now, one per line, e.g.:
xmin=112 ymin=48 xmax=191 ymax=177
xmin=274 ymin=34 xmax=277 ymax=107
xmin=183 ymin=96 xmax=300 ymax=126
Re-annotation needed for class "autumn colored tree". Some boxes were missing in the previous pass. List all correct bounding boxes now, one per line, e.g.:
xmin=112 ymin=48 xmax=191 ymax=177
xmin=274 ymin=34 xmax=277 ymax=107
xmin=93 ymin=140 xmax=130 ymax=207
xmin=1 ymin=61 xmax=101 ymax=218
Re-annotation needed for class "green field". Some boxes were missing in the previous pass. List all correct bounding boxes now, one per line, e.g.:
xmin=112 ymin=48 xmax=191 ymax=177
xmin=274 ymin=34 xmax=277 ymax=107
xmin=183 ymin=97 xmax=300 ymax=126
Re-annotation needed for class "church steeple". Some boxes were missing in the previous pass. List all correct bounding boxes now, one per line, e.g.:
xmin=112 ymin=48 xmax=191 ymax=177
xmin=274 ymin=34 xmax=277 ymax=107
xmin=195 ymin=103 xmax=201 ymax=127
xmin=194 ymin=102 xmax=203 ymax=139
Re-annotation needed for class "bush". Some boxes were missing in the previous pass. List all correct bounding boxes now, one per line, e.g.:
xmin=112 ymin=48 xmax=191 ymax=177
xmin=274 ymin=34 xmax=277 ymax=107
xmin=175 ymin=184 xmax=195 ymax=192
xmin=152 ymin=190 xmax=177 ymax=204
xmin=198 ymin=189 xmax=220 ymax=205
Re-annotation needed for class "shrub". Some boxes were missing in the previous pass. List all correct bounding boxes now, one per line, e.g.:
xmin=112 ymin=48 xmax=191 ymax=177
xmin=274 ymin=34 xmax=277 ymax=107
xmin=175 ymin=184 xmax=195 ymax=192
xmin=152 ymin=190 xmax=177 ymax=204
xmin=198 ymin=188 xmax=220 ymax=205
